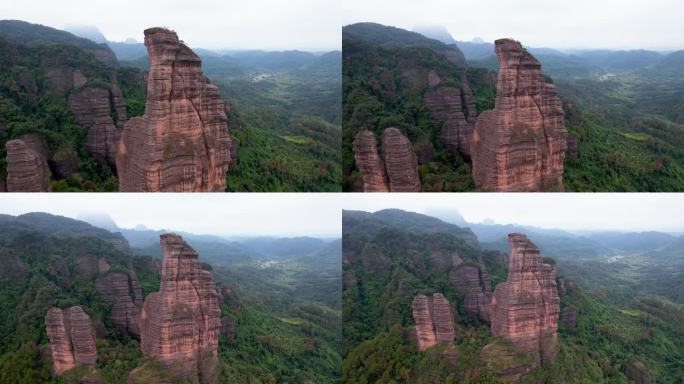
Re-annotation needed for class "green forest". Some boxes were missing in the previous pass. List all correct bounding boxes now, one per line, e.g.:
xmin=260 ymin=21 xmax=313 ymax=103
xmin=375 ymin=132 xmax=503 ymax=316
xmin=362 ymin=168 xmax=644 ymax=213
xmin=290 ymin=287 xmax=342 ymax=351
xmin=0 ymin=213 xmax=341 ymax=384
xmin=0 ymin=20 xmax=341 ymax=192
xmin=342 ymin=22 xmax=684 ymax=192
xmin=341 ymin=209 xmax=684 ymax=383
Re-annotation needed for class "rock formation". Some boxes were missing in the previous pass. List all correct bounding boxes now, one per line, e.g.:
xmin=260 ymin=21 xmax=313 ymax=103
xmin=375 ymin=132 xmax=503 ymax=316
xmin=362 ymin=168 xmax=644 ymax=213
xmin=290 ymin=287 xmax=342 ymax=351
xmin=138 ymin=233 xmax=221 ymax=383
xmin=117 ymin=28 xmax=232 ymax=192
xmin=471 ymin=39 xmax=567 ymax=191
xmin=424 ymin=79 xmax=476 ymax=159
xmin=381 ymin=128 xmax=421 ymax=192
xmin=559 ymin=307 xmax=577 ymax=329
xmin=352 ymin=128 xmax=421 ymax=192
xmin=411 ymin=293 xmax=455 ymax=351
xmin=45 ymin=306 xmax=97 ymax=375
xmin=449 ymin=264 xmax=493 ymax=323
xmin=352 ymin=130 xmax=389 ymax=192
xmin=68 ymin=80 xmax=127 ymax=169
xmin=490 ymin=233 xmax=560 ymax=367
xmin=5 ymin=137 xmax=51 ymax=191
xmin=95 ymin=268 xmax=143 ymax=338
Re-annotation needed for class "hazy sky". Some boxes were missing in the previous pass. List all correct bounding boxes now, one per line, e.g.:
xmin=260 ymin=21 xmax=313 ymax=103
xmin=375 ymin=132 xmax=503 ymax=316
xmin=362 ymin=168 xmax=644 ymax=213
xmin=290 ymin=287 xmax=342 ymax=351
xmin=0 ymin=0 xmax=340 ymax=51
xmin=340 ymin=193 xmax=684 ymax=233
xmin=0 ymin=194 xmax=342 ymax=237
xmin=342 ymin=0 xmax=684 ymax=50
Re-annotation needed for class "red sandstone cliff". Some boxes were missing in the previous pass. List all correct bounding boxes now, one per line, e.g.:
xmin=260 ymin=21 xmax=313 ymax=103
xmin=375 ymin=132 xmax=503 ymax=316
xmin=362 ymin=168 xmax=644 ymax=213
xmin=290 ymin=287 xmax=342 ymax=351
xmin=5 ymin=137 xmax=52 ymax=191
xmin=45 ymin=306 xmax=98 ymax=375
xmin=116 ymin=28 xmax=232 ymax=192
xmin=449 ymin=262 xmax=493 ymax=324
xmin=489 ymin=234 xmax=560 ymax=368
xmin=471 ymin=39 xmax=567 ymax=191
xmin=352 ymin=128 xmax=421 ymax=192
xmin=94 ymin=267 xmax=143 ymax=338
xmin=411 ymin=293 xmax=455 ymax=351
xmin=138 ymin=233 xmax=221 ymax=383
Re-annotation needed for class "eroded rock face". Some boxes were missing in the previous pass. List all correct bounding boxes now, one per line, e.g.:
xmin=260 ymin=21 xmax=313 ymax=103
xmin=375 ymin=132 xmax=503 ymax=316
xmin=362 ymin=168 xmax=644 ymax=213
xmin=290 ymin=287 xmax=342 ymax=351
xmin=559 ymin=307 xmax=577 ymax=329
xmin=471 ymin=39 xmax=567 ymax=191
xmin=220 ymin=316 xmax=236 ymax=340
xmin=138 ymin=233 xmax=221 ymax=383
xmin=117 ymin=28 xmax=232 ymax=192
xmin=411 ymin=293 xmax=455 ymax=351
xmin=95 ymin=268 xmax=143 ymax=338
xmin=5 ymin=138 xmax=51 ymax=191
xmin=352 ymin=130 xmax=388 ymax=192
xmin=45 ymin=306 xmax=97 ymax=375
xmin=424 ymin=85 xmax=474 ymax=159
xmin=490 ymin=233 xmax=560 ymax=367
xmin=68 ymin=84 xmax=126 ymax=169
xmin=449 ymin=264 xmax=492 ymax=324
xmin=381 ymin=128 xmax=421 ymax=192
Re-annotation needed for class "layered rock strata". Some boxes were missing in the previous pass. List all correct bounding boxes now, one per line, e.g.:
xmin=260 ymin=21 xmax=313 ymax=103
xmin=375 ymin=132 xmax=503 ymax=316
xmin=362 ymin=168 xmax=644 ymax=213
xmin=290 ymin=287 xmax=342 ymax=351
xmin=381 ymin=128 xmax=421 ymax=191
xmin=68 ymin=80 xmax=127 ymax=168
xmin=411 ymin=293 xmax=455 ymax=351
xmin=45 ymin=306 xmax=97 ymax=375
xmin=352 ymin=130 xmax=388 ymax=192
xmin=95 ymin=268 xmax=143 ymax=338
xmin=138 ymin=233 xmax=221 ymax=383
xmin=5 ymin=138 xmax=51 ymax=191
xmin=471 ymin=39 xmax=567 ymax=191
xmin=490 ymin=233 xmax=560 ymax=367
xmin=353 ymin=128 xmax=421 ymax=192
xmin=424 ymin=79 xmax=476 ymax=159
xmin=117 ymin=28 xmax=232 ymax=192
xmin=449 ymin=263 xmax=493 ymax=323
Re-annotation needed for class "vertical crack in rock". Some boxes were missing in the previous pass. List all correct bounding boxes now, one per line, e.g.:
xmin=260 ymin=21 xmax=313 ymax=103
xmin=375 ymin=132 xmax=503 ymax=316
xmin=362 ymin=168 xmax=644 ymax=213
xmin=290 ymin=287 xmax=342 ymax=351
xmin=489 ymin=233 xmax=560 ymax=372
xmin=45 ymin=306 xmax=97 ymax=375
xmin=116 ymin=27 xmax=232 ymax=192
xmin=471 ymin=39 xmax=567 ymax=191
xmin=411 ymin=293 xmax=455 ymax=351
xmin=138 ymin=233 xmax=221 ymax=383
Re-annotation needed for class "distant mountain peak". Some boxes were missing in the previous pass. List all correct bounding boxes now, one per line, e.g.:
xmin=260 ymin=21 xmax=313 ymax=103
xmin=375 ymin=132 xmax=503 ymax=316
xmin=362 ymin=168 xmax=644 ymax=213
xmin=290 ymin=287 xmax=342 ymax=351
xmin=412 ymin=25 xmax=457 ymax=45
xmin=64 ymin=24 xmax=107 ymax=44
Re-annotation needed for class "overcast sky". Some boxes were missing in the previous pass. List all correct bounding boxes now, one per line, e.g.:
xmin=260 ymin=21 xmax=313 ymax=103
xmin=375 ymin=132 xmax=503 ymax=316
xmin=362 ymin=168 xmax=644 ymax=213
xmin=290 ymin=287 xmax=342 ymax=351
xmin=341 ymin=193 xmax=684 ymax=233
xmin=342 ymin=0 xmax=684 ymax=50
xmin=0 ymin=0 xmax=340 ymax=51
xmin=0 ymin=194 xmax=341 ymax=237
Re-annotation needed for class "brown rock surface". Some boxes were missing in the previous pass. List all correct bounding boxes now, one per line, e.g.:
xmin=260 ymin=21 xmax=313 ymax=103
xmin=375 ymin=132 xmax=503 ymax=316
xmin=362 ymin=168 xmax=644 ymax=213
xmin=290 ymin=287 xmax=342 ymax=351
xmin=625 ymin=360 xmax=651 ymax=384
xmin=68 ymin=84 xmax=126 ymax=168
xmin=424 ymin=86 xmax=474 ymax=158
xmin=449 ymin=264 xmax=493 ymax=323
xmin=117 ymin=28 xmax=232 ymax=192
xmin=559 ymin=307 xmax=577 ymax=329
xmin=381 ymin=128 xmax=421 ymax=192
xmin=490 ymin=233 xmax=560 ymax=367
xmin=95 ymin=269 xmax=143 ymax=338
xmin=138 ymin=233 xmax=221 ymax=383
xmin=5 ymin=138 xmax=51 ymax=191
xmin=411 ymin=293 xmax=455 ymax=351
xmin=352 ymin=130 xmax=389 ymax=192
xmin=220 ymin=316 xmax=236 ymax=340
xmin=45 ymin=306 xmax=98 ymax=375
xmin=471 ymin=39 xmax=567 ymax=191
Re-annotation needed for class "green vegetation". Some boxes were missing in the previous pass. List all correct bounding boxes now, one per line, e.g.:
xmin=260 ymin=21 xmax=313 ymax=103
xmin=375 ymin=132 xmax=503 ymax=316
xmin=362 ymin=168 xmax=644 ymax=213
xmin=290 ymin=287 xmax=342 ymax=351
xmin=342 ymin=24 xmax=496 ymax=192
xmin=342 ymin=209 xmax=684 ymax=383
xmin=0 ymin=213 xmax=341 ymax=383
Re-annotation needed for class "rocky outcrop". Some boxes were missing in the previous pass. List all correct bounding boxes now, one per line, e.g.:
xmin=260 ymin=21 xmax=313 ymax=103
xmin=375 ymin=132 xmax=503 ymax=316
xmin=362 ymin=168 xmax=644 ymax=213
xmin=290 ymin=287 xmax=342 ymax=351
xmin=45 ymin=306 xmax=97 ymax=375
xmin=352 ymin=130 xmax=388 ymax=192
xmin=352 ymin=128 xmax=420 ymax=192
xmin=449 ymin=264 xmax=493 ymax=323
xmin=95 ymin=268 xmax=143 ymax=338
xmin=411 ymin=293 xmax=455 ymax=351
xmin=424 ymin=85 xmax=474 ymax=159
xmin=625 ymin=360 xmax=651 ymax=384
xmin=471 ymin=39 xmax=567 ymax=191
xmin=566 ymin=132 xmax=579 ymax=161
xmin=117 ymin=28 xmax=232 ymax=192
xmin=68 ymin=81 xmax=127 ymax=169
xmin=381 ymin=128 xmax=421 ymax=192
xmin=5 ymin=138 xmax=51 ymax=191
xmin=138 ymin=233 xmax=221 ymax=383
xmin=490 ymin=234 xmax=560 ymax=367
